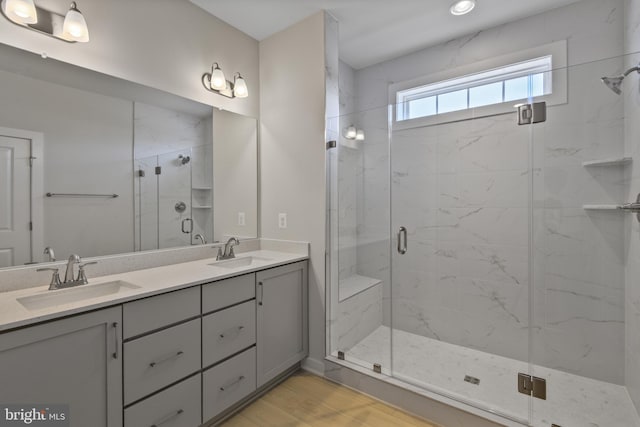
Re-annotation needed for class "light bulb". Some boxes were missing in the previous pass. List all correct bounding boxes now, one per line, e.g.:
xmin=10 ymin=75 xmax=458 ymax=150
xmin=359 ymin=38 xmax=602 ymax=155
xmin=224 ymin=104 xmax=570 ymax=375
xmin=345 ymin=126 xmax=357 ymax=139
xmin=450 ymin=0 xmax=476 ymax=16
xmin=355 ymin=129 xmax=365 ymax=141
xmin=62 ymin=2 xmax=89 ymax=42
xmin=4 ymin=0 xmax=37 ymax=24
xmin=210 ymin=64 xmax=227 ymax=91
xmin=233 ymin=74 xmax=248 ymax=98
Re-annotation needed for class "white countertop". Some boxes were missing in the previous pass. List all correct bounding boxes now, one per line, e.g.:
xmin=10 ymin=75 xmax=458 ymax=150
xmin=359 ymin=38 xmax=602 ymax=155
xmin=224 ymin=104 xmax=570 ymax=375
xmin=0 ymin=249 xmax=308 ymax=333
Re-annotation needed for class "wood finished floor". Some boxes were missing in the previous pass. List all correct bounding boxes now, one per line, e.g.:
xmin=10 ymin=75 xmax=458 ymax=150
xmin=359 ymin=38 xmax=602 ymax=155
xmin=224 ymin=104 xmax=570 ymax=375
xmin=221 ymin=371 xmax=439 ymax=427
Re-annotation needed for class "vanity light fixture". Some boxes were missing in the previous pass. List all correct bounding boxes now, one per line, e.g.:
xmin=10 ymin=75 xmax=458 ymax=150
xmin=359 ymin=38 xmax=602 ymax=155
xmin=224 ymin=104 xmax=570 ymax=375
xmin=233 ymin=73 xmax=248 ymax=98
xmin=450 ymin=0 xmax=476 ymax=16
xmin=2 ymin=0 xmax=37 ymax=24
xmin=209 ymin=63 xmax=226 ymax=91
xmin=62 ymin=2 xmax=89 ymax=42
xmin=0 ymin=0 xmax=90 ymax=43
xmin=202 ymin=63 xmax=249 ymax=99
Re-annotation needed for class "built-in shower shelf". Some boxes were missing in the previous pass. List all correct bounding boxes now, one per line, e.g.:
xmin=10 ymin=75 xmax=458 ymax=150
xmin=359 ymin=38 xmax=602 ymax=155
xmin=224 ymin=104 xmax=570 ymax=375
xmin=583 ymin=204 xmax=622 ymax=210
xmin=192 ymin=205 xmax=212 ymax=209
xmin=339 ymin=274 xmax=382 ymax=302
xmin=192 ymin=187 xmax=213 ymax=191
xmin=582 ymin=157 xmax=632 ymax=167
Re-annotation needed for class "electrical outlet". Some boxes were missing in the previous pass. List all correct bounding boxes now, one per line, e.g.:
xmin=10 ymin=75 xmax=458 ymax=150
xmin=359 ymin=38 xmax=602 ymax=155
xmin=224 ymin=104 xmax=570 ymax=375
xmin=278 ymin=213 xmax=287 ymax=229
xmin=238 ymin=212 xmax=245 ymax=226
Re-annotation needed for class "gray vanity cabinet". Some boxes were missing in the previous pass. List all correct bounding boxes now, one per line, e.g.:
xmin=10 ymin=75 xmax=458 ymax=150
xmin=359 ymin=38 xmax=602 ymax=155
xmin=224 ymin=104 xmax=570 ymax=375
xmin=0 ymin=307 xmax=123 ymax=427
xmin=256 ymin=261 xmax=308 ymax=387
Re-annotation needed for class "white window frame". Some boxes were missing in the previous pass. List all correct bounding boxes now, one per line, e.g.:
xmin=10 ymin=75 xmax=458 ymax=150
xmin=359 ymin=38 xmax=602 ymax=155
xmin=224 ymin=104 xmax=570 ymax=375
xmin=389 ymin=40 xmax=567 ymax=130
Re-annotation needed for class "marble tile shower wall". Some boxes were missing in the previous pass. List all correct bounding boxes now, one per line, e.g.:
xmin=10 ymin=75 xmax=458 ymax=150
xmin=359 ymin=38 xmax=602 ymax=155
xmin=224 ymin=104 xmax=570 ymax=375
xmin=531 ymin=58 xmax=626 ymax=384
xmin=345 ymin=0 xmax=628 ymax=383
xmin=624 ymin=0 xmax=640 ymax=414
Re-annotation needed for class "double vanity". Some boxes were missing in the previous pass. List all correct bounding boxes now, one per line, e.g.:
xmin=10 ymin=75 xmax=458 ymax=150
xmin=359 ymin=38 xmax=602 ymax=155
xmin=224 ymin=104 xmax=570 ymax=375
xmin=0 ymin=243 xmax=308 ymax=427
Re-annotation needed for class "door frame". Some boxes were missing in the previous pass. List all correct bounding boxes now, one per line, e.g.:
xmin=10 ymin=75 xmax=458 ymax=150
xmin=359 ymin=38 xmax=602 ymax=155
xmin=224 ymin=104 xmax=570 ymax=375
xmin=0 ymin=126 xmax=44 ymax=264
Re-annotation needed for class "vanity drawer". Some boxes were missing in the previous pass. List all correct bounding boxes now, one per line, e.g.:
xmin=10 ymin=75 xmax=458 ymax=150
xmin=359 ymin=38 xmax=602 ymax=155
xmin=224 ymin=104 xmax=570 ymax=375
xmin=203 ymin=300 xmax=256 ymax=367
xmin=202 ymin=347 xmax=256 ymax=421
xmin=124 ymin=374 xmax=201 ymax=427
xmin=202 ymin=273 xmax=255 ymax=313
xmin=124 ymin=319 xmax=201 ymax=405
xmin=123 ymin=286 xmax=200 ymax=339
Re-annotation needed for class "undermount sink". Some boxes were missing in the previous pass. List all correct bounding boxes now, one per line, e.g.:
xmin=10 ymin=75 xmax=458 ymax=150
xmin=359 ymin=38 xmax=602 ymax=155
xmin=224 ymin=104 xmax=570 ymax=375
xmin=209 ymin=256 xmax=273 ymax=269
xmin=17 ymin=281 xmax=141 ymax=311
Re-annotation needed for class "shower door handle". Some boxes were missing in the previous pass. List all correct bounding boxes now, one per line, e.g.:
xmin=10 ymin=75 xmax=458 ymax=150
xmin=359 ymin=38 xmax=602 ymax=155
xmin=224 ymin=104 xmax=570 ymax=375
xmin=397 ymin=226 xmax=408 ymax=255
xmin=181 ymin=218 xmax=193 ymax=234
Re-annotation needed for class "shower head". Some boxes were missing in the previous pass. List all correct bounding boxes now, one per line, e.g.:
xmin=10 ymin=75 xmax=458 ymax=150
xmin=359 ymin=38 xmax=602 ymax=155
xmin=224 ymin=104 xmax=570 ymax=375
xmin=178 ymin=154 xmax=191 ymax=165
xmin=601 ymin=76 xmax=624 ymax=95
xmin=601 ymin=63 xmax=640 ymax=95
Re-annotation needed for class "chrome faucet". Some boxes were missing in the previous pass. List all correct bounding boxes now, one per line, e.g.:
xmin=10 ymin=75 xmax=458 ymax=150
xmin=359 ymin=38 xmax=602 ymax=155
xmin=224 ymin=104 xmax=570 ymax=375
xmin=64 ymin=254 xmax=81 ymax=283
xmin=194 ymin=234 xmax=207 ymax=245
xmin=37 ymin=255 xmax=98 ymax=290
xmin=216 ymin=237 xmax=239 ymax=260
xmin=43 ymin=247 xmax=56 ymax=262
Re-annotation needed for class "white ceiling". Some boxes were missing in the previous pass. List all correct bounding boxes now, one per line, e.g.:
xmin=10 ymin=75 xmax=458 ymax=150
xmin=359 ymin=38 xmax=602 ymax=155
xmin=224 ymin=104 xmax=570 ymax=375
xmin=190 ymin=0 xmax=584 ymax=70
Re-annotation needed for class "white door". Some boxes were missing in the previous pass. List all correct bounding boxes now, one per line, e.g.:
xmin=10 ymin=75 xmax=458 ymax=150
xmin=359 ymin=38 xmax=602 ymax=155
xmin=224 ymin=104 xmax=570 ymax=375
xmin=0 ymin=135 xmax=31 ymax=267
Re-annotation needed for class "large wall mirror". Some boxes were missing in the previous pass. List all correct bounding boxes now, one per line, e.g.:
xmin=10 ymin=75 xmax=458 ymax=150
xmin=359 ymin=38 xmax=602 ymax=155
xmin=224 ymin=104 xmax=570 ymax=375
xmin=0 ymin=43 xmax=258 ymax=269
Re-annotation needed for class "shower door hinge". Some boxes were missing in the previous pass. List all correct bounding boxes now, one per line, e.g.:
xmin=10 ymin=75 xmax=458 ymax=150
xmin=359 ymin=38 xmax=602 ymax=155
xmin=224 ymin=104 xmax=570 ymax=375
xmin=517 ymin=102 xmax=546 ymax=125
xmin=29 ymin=156 xmax=36 ymax=167
xmin=326 ymin=140 xmax=337 ymax=150
xmin=155 ymin=166 xmax=162 ymax=175
xmin=29 ymin=221 xmax=32 ymax=231
xmin=517 ymin=373 xmax=546 ymax=400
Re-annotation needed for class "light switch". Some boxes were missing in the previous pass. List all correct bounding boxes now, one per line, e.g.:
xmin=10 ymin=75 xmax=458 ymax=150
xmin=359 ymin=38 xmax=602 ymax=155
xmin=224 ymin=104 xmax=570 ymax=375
xmin=238 ymin=212 xmax=246 ymax=226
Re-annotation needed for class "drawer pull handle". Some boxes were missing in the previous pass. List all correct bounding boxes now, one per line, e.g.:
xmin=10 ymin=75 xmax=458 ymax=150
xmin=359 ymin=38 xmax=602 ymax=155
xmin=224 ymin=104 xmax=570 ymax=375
xmin=112 ymin=322 xmax=119 ymax=360
xmin=150 ymin=409 xmax=184 ymax=427
xmin=149 ymin=351 xmax=184 ymax=368
xmin=258 ymin=282 xmax=264 ymax=306
xmin=219 ymin=326 xmax=245 ymax=339
xmin=220 ymin=375 xmax=245 ymax=391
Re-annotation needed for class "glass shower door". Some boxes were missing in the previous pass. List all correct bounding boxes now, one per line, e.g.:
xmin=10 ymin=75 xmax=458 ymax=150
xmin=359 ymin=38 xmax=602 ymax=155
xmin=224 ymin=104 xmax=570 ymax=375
xmin=327 ymin=105 xmax=391 ymax=375
xmin=389 ymin=104 xmax=533 ymax=423
xmin=134 ymin=148 xmax=194 ymax=251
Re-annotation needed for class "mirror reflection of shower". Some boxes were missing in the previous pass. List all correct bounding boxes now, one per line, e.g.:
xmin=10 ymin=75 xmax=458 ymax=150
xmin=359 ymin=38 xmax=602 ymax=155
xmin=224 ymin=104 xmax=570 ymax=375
xmin=601 ymin=63 xmax=639 ymax=94
xmin=135 ymin=144 xmax=213 ymax=251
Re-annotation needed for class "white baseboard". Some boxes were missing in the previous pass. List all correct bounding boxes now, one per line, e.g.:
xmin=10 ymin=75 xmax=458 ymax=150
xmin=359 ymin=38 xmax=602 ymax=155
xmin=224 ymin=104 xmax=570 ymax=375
xmin=301 ymin=357 xmax=325 ymax=376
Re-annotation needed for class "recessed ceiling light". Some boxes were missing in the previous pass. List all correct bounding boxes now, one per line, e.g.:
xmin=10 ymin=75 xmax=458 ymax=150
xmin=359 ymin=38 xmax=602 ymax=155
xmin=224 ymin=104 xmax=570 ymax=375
xmin=450 ymin=0 xmax=476 ymax=16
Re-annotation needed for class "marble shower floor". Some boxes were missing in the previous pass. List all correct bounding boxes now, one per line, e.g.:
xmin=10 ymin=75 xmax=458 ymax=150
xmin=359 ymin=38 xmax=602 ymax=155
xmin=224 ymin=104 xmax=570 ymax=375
xmin=344 ymin=326 xmax=640 ymax=427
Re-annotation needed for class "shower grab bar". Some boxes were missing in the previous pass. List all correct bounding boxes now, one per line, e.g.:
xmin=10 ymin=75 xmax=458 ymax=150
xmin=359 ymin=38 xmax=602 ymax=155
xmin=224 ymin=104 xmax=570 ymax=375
xmin=397 ymin=226 xmax=408 ymax=255
xmin=46 ymin=192 xmax=119 ymax=198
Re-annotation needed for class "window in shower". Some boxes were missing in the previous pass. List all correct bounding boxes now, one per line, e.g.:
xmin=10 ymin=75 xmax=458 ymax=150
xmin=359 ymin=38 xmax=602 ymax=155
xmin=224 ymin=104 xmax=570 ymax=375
xmin=391 ymin=40 xmax=567 ymax=127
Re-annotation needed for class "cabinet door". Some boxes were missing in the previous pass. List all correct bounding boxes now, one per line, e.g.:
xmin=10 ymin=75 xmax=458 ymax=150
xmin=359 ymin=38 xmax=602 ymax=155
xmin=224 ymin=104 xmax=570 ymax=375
xmin=256 ymin=261 xmax=308 ymax=387
xmin=0 ymin=307 xmax=123 ymax=427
